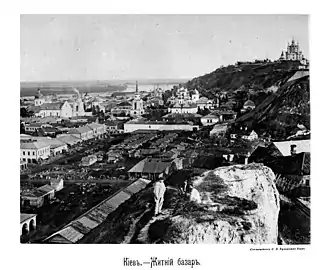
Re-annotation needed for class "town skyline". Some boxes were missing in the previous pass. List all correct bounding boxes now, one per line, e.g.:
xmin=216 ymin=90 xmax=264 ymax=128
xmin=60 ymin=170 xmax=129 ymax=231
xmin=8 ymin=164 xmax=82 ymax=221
xmin=21 ymin=14 xmax=309 ymax=82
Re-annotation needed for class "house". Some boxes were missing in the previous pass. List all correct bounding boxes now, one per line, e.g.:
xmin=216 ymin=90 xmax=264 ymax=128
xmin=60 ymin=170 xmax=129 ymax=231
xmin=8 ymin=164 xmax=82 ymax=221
xmin=34 ymin=137 xmax=68 ymax=155
xmin=50 ymin=178 xmax=64 ymax=192
xmin=201 ymin=114 xmax=220 ymax=126
xmin=268 ymin=140 xmax=310 ymax=157
xmin=210 ymin=123 xmax=229 ymax=137
xmin=107 ymin=150 xmax=122 ymax=163
xmin=35 ymin=101 xmax=73 ymax=118
xmin=168 ymin=103 xmax=198 ymax=114
xmin=24 ymin=123 xmax=43 ymax=133
xmin=105 ymin=121 xmax=124 ymax=134
xmin=56 ymin=134 xmax=82 ymax=147
xmin=68 ymin=125 xmax=93 ymax=140
xmin=212 ymin=110 xmax=237 ymax=122
xmin=86 ymin=123 xmax=106 ymax=138
xmin=241 ymin=130 xmax=258 ymax=141
xmin=20 ymin=139 xmax=51 ymax=163
xmin=230 ymin=126 xmax=258 ymax=141
xmin=111 ymin=101 xmax=132 ymax=116
xmin=196 ymin=97 xmax=213 ymax=110
xmin=81 ymin=155 xmax=98 ymax=166
xmin=21 ymin=185 xmax=55 ymax=208
xmin=128 ymin=158 xmax=175 ymax=181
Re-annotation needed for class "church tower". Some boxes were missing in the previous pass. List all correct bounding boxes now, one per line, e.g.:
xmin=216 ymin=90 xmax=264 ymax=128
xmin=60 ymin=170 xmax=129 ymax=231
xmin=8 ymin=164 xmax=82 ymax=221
xmin=130 ymin=81 xmax=144 ymax=117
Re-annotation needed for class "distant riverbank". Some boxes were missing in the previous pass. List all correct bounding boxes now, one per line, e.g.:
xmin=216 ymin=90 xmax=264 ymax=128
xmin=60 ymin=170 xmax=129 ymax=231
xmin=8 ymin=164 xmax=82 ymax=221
xmin=20 ymin=79 xmax=187 ymax=97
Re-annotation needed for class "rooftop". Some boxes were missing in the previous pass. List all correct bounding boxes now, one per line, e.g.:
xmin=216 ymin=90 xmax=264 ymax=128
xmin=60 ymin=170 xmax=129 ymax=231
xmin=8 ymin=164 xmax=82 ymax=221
xmin=272 ymin=140 xmax=310 ymax=156
xmin=20 ymin=213 xmax=36 ymax=223
xmin=128 ymin=158 xmax=172 ymax=174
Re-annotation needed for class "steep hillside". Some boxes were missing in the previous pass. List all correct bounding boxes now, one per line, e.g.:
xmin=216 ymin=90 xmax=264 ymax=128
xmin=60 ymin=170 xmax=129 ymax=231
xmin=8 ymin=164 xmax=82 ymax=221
xmin=236 ymin=74 xmax=310 ymax=136
xmin=81 ymin=163 xmax=280 ymax=244
xmin=185 ymin=61 xmax=301 ymax=95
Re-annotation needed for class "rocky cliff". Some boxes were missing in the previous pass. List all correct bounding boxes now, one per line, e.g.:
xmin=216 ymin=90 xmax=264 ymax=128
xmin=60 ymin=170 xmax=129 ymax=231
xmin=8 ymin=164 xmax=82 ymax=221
xmin=81 ymin=163 xmax=280 ymax=244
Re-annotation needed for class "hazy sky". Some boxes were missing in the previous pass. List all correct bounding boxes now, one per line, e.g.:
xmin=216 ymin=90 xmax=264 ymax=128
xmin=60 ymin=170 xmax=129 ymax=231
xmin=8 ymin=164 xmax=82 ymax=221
xmin=20 ymin=15 xmax=309 ymax=82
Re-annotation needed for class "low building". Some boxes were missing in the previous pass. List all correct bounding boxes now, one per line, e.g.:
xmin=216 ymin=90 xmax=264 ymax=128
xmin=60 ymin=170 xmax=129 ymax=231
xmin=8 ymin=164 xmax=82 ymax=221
xmin=25 ymin=123 xmax=43 ymax=133
xmin=68 ymin=125 xmax=93 ymax=140
xmin=21 ymin=213 xmax=37 ymax=236
xmin=50 ymin=178 xmax=64 ymax=192
xmin=210 ymin=123 xmax=229 ymax=137
xmin=124 ymin=119 xmax=199 ymax=133
xmin=35 ymin=101 xmax=73 ymax=118
xmin=107 ymin=151 xmax=122 ymax=163
xmin=86 ymin=123 xmax=106 ymax=138
xmin=20 ymin=139 xmax=51 ymax=163
xmin=201 ymin=114 xmax=220 ymax=126
xmin=241 ymin=130 xmax=258 ymax=141
xmin=128 ymin=158 xmax=175 ymax=181
xmin=168 ymin=103 xmax=198 ymax=114
xmin=56 ymin=134 xmax=82 ymax=147
xmin=21 ymin=185 xmax=55 ymax=208
xmin=81 ymin=155 xmax=98 ymax=166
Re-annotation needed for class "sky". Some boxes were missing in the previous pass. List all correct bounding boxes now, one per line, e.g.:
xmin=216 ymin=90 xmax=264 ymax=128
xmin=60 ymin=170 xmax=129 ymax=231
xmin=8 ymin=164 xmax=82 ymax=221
xmin=20 ymin=15 xmax=309 ymax=82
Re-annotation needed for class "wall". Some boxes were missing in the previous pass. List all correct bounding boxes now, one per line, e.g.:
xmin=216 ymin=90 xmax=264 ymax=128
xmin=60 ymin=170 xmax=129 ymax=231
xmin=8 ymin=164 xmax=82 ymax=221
xmin=21 ymin=146 xmax=50 ymax=162
xmin=124 ymin=123 xmax=199 ymax=133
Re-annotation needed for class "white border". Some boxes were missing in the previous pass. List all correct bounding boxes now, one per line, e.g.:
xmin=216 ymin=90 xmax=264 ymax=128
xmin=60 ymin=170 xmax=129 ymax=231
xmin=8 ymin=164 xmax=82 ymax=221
xmin=1 ymin=1 xmax=328 ymax=270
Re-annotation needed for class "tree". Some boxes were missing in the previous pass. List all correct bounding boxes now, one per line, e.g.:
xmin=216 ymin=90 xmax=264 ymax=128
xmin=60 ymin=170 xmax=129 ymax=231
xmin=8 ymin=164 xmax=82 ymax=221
xmin=92 ymin=105 xmax=96 ymax=115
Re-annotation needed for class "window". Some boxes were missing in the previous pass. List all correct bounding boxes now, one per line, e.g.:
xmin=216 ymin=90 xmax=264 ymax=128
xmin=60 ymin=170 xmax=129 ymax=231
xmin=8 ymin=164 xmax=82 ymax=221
xmin=23 ymin=151 xmax=25 ymax=155
xmin=28 ymin=151 xmax=30 ymax=156
xmin=32 ymin=151 xmax=35 ymax=155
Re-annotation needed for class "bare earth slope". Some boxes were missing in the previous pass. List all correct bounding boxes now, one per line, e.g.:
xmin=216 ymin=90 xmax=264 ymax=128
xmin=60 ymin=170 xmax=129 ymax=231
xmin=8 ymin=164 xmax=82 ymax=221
xmin=81 ymin=163 xmax=280 ymax=244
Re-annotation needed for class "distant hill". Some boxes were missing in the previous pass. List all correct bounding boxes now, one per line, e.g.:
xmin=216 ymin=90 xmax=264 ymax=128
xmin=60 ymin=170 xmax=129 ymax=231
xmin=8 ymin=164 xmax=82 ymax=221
xmin=185 ymin=60 xmax=302 ymax=97
xmin=184 ymin=60 xmax=310 ymax=138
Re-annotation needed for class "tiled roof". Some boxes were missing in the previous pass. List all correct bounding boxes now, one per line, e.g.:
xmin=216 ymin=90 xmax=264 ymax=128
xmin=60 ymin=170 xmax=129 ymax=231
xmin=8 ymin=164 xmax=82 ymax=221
xmin=202 ymin=114 xmax=219 ymax=119
xmin=87 ymin=123 xmax=103 ymax=130
xmin=20 ymin=140 xmax=50 ymax=149
xmin=45 ymin=178 xmax=151 ymax=243
xmin=56 ymin=135 xmax=82 ymax=145
xmin=39 ymin=102 xmax=64 ymax=111
xmin=128 ymin=158 xmax=172 ymax=174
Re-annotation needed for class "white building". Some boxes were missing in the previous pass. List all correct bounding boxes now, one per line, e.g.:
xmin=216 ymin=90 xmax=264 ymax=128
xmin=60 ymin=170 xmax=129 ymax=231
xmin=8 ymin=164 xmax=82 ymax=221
xmin=36 ymin=101 xmax=73 ymax=118
xmin=168 ymin=103 xmax=198 ymax=114
xmin=241 ymin=130 xmax=258 ymax=141
xmin=20 ymin=140 xmax=51 ymax=163
xmin=201 ymin=114 xmax=220 ymax=126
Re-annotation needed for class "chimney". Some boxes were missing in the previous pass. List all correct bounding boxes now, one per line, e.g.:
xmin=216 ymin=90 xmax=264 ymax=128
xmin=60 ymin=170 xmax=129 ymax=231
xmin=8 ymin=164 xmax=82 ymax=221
xmin=290 ymin=144 xmax=297 ymax=155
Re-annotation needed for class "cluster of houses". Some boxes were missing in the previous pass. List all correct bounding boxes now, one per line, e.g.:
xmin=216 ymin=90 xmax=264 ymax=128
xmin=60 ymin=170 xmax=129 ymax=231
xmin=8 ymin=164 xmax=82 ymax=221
xmin=20 ymin=122 xmax=106 ymax=165
xmin=21 ymin=178 xmax=64 ymax=209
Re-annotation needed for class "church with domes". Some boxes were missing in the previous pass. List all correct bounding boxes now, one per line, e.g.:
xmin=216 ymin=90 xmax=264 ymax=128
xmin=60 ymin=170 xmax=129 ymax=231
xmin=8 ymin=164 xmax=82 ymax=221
xmin=279 ymin=38 xmax=308 ymax=66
